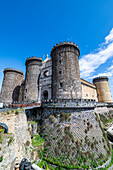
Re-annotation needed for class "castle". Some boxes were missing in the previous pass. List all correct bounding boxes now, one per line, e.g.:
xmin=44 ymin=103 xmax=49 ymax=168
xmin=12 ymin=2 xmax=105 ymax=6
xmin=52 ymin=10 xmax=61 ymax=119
xmin=0 ymin=41 xmax=112 ymax=104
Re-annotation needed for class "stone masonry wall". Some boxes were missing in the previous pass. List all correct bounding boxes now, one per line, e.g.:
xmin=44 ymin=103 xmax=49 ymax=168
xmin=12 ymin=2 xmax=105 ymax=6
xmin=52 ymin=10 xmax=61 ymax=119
xmin=0 ymin=133 xmax=16 ymax=170
xmin=0 ymin=69 xmax=23 ymax=103
xmin=24 ymin=58 xmax=42 ymax=102
xmin=51 ymin=42 xmax=82 ymax=100
xmin=0 ymin=110 xmax=31 ymax=167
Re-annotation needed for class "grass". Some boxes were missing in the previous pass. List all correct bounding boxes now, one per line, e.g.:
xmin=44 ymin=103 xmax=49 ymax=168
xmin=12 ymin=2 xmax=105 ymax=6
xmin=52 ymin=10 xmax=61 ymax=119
xmin=19 ymin=108 xmax=24 ymax=111
xmin=27 ymin=121 xmax=37 ymax=124
xmin=104 ymin=118 xmax=113 ymax=125
xmin=0 ymin=156 xmax=3 ymax=162
xmin=32 ymin=134 xmax=44 ymax=147
xmin=8 ymin=136 xmax=14 ymax=145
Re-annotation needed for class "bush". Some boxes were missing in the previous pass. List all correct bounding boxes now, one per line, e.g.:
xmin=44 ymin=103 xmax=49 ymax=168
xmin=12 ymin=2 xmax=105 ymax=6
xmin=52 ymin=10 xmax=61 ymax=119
xmin=26 ymin=141 xmax=30 ymax=146
xmin=8 ymin=136 xmax=14 ymax=145
xmin=7 ymin=111 xmax=10 ymax=114
xmin=0 ymin=156 xmax=3 ymax=162
xmin=15 ymin=110 xmax=19 ymax=115
xmin=49 ymin=115 xmax=56 ymax=123
xmin=32 ymin=135 xmax=44 ymax=147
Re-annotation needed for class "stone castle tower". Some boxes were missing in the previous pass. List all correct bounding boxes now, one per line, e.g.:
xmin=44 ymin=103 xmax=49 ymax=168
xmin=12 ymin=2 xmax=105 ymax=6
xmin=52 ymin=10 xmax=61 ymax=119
xmin=0 ymin=68 xmax=23 ymax=103
xmin=51 ymin=41 xmax=82 ymax=99
xmin=23 ymin=57 xmax=42 ymax=102
xmin=0 ymin=42 xmax=112 ymax=104
xmin=93 ymin=76 xmax=112 ymax=103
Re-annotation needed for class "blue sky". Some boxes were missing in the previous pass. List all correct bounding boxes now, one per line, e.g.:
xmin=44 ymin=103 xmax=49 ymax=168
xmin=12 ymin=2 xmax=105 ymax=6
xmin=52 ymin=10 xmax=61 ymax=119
xmin=0 ymin=0 xmax=113 ymax=97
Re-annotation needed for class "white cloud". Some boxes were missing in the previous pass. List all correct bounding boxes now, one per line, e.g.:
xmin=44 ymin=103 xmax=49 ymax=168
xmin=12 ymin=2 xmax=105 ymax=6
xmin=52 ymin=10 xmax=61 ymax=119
xmin=88 ymin=64 xmax=113 ymax=80
xmin=105 ymin=28 xmax=113 ymax=44
xmin=79 ymin=28 xmax=113 ymax=79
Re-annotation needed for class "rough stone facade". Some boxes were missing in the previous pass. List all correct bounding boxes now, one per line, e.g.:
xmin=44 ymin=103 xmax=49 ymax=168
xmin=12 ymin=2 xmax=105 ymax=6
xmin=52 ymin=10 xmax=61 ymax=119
xmin=38 ymin=56 xmax=52 ymax=102
xmin=23 ymin=57 xmax=42 ymax=102
xmin=0 ymin=41 xmax=112 ymax=104
xmin=0 ymin=110 xmax=33 ymax=170
xmin=81 ymin=78 xmax=98 ymax=101
xmin=51 ymin=42 xmax=82 ymax=99
xmin=93 ymin=76 xmax=112 ymax=103
xmin=0 ymin=68 xmax=23 ymax=103
xmin=0 ymin=133 xmax=16 ymax=170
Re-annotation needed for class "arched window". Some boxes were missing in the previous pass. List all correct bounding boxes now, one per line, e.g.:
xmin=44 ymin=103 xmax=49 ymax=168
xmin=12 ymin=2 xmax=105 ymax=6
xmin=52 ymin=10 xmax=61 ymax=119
xmin=44 ymin=70 xmax=49 ymax=77
xmin=43 ymin=90 xmax=48 ymax=100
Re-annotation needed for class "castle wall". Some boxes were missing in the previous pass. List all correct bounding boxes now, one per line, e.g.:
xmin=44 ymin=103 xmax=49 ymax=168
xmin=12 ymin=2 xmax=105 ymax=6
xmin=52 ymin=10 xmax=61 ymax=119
xmin=39 ymin=58 xmax=52 ymax=101
xmin=81 ymin=79 xmax=98 ymax=101
xmin=51 ymin=42 xmax=82 ymax=99
xmin=18 ymin=80 xmax=25 ymax=103
xmin=0 ymin=110 xmax=31 ymax=169
xmin=93 ymin=77 xmax=112 ymax=103
xmin=23 ymin=57 xmax=42 ymax=102
xmin=0 ymin=68 xmax=23 ymax=103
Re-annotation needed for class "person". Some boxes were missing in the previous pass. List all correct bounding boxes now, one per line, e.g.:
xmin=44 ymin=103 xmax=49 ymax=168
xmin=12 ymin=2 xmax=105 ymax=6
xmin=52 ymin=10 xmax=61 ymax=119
xmin=20 ymin=104 xmax=22 ymax=108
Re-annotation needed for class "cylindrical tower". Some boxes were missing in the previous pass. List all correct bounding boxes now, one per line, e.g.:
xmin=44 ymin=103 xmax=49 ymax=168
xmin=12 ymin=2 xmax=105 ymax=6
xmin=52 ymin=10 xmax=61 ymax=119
xmin=18 ymin=80 xmax=25 ymax=103
xmin=0 ymin=68 xmax=23 ymax=103
xmin=23 ymin=56 xmax=42 ymax=102
xmin=51 ymin=41 xmax=82 ymax=99
xmin=93 ymin=76 xmax=112 ymax=103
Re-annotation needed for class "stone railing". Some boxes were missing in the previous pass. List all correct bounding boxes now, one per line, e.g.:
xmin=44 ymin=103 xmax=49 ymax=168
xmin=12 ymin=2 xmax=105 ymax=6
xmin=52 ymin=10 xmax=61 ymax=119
xmin=42 ymin=98 xmax=96 ymax=108
xmin=96 ymin=102 xmax=113 ymax=107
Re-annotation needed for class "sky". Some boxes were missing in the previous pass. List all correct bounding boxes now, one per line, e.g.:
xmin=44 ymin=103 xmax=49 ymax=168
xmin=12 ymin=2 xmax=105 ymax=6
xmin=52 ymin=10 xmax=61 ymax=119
xmin=0 ymin=0 xmax=113 ymax=97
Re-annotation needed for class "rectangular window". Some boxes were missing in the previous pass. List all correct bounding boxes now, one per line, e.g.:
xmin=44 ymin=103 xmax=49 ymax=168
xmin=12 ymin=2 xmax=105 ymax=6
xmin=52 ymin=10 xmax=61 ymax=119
xmin=59 ymin=71 xmax=62 ymax=74
xmin=59 ymin=60 xmax=61 ymax=64
xmin=59 ymin=82 xmax=63 ymax=88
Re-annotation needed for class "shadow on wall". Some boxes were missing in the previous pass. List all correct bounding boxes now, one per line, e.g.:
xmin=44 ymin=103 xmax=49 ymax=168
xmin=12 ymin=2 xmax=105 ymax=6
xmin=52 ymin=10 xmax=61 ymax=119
xmin=43 ymin=90 xmax=48 ymax=100
xmin=12 ymin=85 xmax=21 ymax=102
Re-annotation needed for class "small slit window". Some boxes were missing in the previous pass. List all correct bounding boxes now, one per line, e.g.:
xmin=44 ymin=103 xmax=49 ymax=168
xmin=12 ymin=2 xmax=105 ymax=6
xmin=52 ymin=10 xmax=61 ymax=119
xmin=59 ymin=60 xmax=62 ymax=64
xmin=59 ymin=71 xmax=62 ymax=74
xmin=44 ymin=70 xmax=49 ymax=77
xmin=59 ymin=82 xmax=63 ymax=88
xmin=86 ymin=94 xmax=88 ymax=97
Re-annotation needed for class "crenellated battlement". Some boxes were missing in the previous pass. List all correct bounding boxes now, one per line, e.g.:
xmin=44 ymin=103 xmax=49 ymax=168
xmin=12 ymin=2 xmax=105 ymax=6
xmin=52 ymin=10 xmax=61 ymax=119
xmin=93 ymin=76 xmax=108 ymax=83
xmin=3 ymin=68 xmax=23 ymax=75
xmin=25 ymin=56 xmax=42 ymax=65
xmin=51 ymin=41 xmax=80 ymax=56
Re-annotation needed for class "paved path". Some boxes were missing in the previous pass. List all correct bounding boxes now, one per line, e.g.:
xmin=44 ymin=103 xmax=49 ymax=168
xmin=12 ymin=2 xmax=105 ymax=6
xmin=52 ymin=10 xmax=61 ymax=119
xmin=0 ymin=108 xmax=12 ymax=113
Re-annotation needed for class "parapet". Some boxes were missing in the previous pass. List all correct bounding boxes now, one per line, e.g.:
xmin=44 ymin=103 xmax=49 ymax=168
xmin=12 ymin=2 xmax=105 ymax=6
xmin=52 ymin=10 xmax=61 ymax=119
xmin=3 ymin=68 xmax=23 ymax=75
xmin=51 ymin=41 xmax=80 ymax=56
xmin=93 ymin=76 xmax=108 ymax=84
xmin=25 ymin=56 xmax=42 ymax=65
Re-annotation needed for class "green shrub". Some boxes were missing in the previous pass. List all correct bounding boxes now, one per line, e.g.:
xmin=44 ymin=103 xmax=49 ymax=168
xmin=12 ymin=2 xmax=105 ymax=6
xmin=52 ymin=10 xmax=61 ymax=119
xmin=7 ymin=111 xmax=10 ymax=114
xmin=32 ymin=134 xmax=44 ymax=147
xmin=49 ymin=115 xmax=56 ymax=123
xmin=8 ymin=136 xmax=14 ymax=145
xmin=0 ymin=156 xmax=3 ymax=162
xmin=19 ymin=108 xmax=24 ymax=111
xmin=15 ymin=110 xmax=19 ymax=115
xmin=60 ymin=112 xmax=71 ymax=122
xmin=27 ymin=121 xmax=37 ymax=124
xmin=25 ymin=141 xmax=30 ymax=146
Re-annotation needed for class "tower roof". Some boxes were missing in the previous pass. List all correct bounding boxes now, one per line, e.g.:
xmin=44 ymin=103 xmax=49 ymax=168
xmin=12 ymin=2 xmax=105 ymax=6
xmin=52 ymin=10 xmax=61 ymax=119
xmin=51 ymin=41 xmax=80 ymax=56
xmin=93 ymin=76 xmax=108 ymax=83
xmin=3 ymin=68 xmax=23 ymax=75
xmin=25 ymin=56 xmax=42 ymax=65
